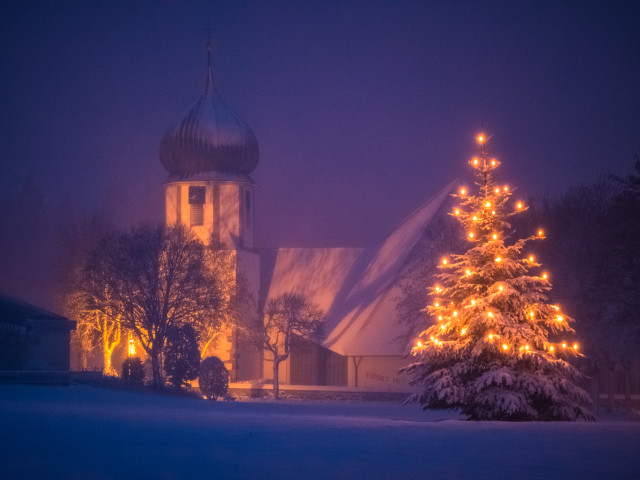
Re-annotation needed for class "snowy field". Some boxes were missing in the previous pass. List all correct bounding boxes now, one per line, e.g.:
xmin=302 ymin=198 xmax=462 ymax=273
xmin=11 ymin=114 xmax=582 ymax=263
xmin=1 ymin=385 xmax=639 ymax=480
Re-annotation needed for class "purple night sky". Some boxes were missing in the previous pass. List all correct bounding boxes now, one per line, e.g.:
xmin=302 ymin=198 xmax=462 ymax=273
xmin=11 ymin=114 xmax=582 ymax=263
xmin=1 ymin=0 xmax=638 ymax=247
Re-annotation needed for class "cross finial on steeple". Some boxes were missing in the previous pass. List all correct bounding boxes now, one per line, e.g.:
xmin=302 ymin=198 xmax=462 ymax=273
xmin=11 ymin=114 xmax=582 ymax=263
xmin=204 ymin=22 xmax=215 ymax=92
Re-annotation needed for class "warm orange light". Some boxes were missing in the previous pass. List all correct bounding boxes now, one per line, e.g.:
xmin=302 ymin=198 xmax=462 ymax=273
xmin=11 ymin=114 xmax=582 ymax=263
xmin=498 ymin=285 xmax=503 ymax=291
xmin=438 ymin=315 xmax=443 ymax=321
xmin=528 ymin=255 xmax=534 ymax=262
xmin=488 ymin=334 xmax=494 ymax=339
xmin=556 ymin=315 xmax=563 ymax=322
xmin=461 ymin=328 xmax=467 ymax=335
xmin=473 ymin=158 xmax=479 ymax=165
xmin=441 ymin=325 xmax=446 ymax=331
xmin=503 ymin=186 xmax=509 ymax=192
xmin=460 ymin=188 xmax=467 ymax=195
xmin=435 ymin=286 xmax=441 ymax=292
xmin=485 ymin=201 xmax=491 ymax=208
xmin=538 ymin=229 xmax=544 ymax=237
xmin=465 ymin=269 xmax=471 ymax=275
xmin=495 ymin=257 xmax=502 ymax=262
xmin=573 ymin=343 xmax=578 ymax=350
xmin=487 ymin=312 xmax=494 ymax=318
xmin=442 ymin=258 xmax=448 ymax=265
xmin=517 ymin=202 xmax=523 ymax=209
xmin=469 ymin=232 xmax=474 ymax=238
xmin=453 ymin=311 xmax=458 ymax=317
xmin=417 ymin=341 xmax=422 ymax=347
xmin=495 ymin=188 xmax=500 ymax=194
xmin=477 ymin=134 xmax=485 ymax=143
xmin=492 ymin=234 xmax=498 ymax=240
xmin=473 ymin=215 xmax=478 ymax=221
xmin=562 ymin=343 xmax=567 ymax=349
xmin=549 ymin=346 xmax=555 ymax=352
xmin=471 ymin=299 xmax=475 ymax=305
xmin=491 ymin=159 xmax=496 ymax=166
xmin=525 ymin=345 xmax=530 ymax=351
xmin=502 ymin=344 xmax=508 ymax=350
xmin=128 ymin=332 xmax=136 ymax=357
xmin=435 ymin=302 xmax=440 ymax=307
xmin=455 ymin=209 xmax=460 ymax=215
xmin=529 ymin=311 xmax=534 ymax=318
xmin=430 ymin=336 xmax=434 ymax=341
xmin=491 ymin=210 xmax=496 ymax=215
xmin=542 ymin=273 xmax=548 ymax=280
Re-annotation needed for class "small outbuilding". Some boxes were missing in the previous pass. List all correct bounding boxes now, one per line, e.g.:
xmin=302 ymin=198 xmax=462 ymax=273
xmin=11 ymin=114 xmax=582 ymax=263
xmin=0 ymin=293 xmax=75 ymax=384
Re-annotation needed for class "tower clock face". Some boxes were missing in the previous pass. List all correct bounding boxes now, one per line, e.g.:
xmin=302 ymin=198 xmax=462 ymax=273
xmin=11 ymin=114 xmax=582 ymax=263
xmin=188 ymin=186 xmax=206 ymax=205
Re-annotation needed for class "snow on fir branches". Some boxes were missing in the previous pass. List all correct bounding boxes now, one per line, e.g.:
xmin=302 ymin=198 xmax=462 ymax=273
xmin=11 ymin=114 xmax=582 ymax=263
xmin=406 ymin=133 xmax=594 ymax=421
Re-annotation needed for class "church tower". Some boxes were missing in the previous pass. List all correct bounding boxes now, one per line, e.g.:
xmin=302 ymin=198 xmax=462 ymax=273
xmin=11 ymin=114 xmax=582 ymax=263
xmin=159 ymin=41 xmax=261 ymax=381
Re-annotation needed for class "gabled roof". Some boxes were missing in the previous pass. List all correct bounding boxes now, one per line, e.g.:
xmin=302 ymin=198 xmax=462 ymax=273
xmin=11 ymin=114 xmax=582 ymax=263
xmin=0 ymin=293 xmax=74 ymax=329
xmin=260 ymin=180 xmax=456 ymax=356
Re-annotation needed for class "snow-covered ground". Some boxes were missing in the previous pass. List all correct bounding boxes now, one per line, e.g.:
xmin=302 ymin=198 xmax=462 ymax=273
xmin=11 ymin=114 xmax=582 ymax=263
xmin=1 ymin=385 xmax=638 ymax=480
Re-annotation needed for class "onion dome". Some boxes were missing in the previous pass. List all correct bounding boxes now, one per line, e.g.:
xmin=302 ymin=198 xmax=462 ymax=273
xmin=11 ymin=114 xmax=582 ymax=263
xmin=160 ymin=46 xmax=259 ymax=176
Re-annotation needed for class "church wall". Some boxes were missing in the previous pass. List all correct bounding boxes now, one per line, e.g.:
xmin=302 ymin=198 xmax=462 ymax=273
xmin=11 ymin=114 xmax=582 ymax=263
xmin=348 ymin=355 xmax=412 ymax=392
xmin=235 ymin=250 xmax=262 ymax=380
xmin=219 ymin=184 xmax=240 ymax=248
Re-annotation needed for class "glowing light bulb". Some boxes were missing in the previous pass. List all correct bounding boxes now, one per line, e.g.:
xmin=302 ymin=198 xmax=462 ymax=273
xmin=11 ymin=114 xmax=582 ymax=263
xmin=495 ymin=257 xmax=502 ymax=262
xmin=538 ymin=229 xmax=544 ymax=237
xmin=473 ymin=215 xmax=478 ymax=221
xmin=466 ymin=269 xmax=471 ymax=275
xmin=453 ymin=311 xmax=458 ymax=317
xmin=517 ymin=202 xmax=523 ymax=209
xmin=573 ymin=344 xmax=578 ymax=350
xmin=525 ymin=345 xmax=530 ymax=351
xmin=477 ymin=134 xmax=484 ymax=143
xmin=549 ymin=346 xmax=554 ymax=352
xmin=441 ymin=325 xmax=445 ymax=331
xmin=471 ymin=299 xmax=475 ymax=305
xmin=491 ymin=210 xmax=496 ymax=215
xmin=438 ymin=315 xmax=443 ymax=321
xmin=529 ymin=311 xmax=534 ymax=318
xmin=469 ymin=232 xmax=474 ymax=239
xmin=502 ymin=344 xmax=508 ymax=350
xmin=562 ymin=343 xmax=567 ymax=349
xmin=498 ymin=285 xmax=503 ymax=291
xmin=491 ymin=159 xmax=496 ymax=166
xmin=455 ymin=209 xmax=460 ymax=215
xmin=435 ymin=286 xmax=441 ymax=292
xmin=504 ymin=186 xmax=509 ymax=192
xmin=542 ymin=273 xmax=548 ymax=280
xmin=492 ymin=234 xmax=498 ymax=240
xmin=487 ymin=312 xmax=494 ymax=318
xmin=461 ymin=328 xmax=467 ymax=335
xmin=488 ymin=334 xmax=494 ymax=339
xmin=495 ymin=188 xmax=500 ymax=194
xmin=557 ymin=315 xmax=563 ymax=322
xmin=485 ymin=201 xmax=491 ymax=208
xmin=435 ymin=302 xmax=439 ymax=307
xmin=442 ymin=258 xmax=448 ymax=265
xmin=473 ymin=158 xmax=479 ymax=165
xmin=460 ymin=188 xmax=466 ymax=195
xmin=430 ymin=336 xmax=434 ymax=341
xmin=417 ymin=341 xmax=422 ymax=347
xmin=528 ymin=256 xmax=534 ymax=262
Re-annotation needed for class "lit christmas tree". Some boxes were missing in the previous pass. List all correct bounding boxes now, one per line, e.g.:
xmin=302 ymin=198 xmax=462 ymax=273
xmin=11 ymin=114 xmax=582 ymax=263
xmin=406 ymin=133 xmax=594 ymax=421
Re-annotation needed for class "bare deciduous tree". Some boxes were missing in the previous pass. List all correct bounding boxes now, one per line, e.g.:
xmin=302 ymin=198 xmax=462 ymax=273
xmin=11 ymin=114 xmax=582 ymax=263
xmin=82 ymin=224 xmax=223 ymax=388
xmin=249 ymin=292 xmax=323 ymax=399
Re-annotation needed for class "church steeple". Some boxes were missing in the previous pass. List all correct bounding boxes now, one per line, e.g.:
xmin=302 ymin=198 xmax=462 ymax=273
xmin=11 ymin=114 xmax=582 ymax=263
xmin=159 ymin=36 xmax=259 ymax=178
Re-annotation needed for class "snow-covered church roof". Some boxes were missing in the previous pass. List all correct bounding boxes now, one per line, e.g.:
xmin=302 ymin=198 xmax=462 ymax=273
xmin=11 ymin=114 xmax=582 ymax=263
xmin=259 ymin=180 xmax=456 ymax=357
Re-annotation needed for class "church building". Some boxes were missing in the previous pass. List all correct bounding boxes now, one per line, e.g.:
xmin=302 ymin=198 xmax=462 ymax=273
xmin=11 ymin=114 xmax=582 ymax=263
xmin=159 ymin=46 xmax=453 ymax=392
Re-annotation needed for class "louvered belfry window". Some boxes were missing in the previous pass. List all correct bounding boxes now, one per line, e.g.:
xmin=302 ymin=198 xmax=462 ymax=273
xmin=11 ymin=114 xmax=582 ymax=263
xmin=188 ymin=186 xmax=206 ymax=227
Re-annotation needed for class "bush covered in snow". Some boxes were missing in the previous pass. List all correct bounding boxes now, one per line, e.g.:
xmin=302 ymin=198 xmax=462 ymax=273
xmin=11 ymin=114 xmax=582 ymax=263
xmin=199 ymin=356 xmax=228 ymax=400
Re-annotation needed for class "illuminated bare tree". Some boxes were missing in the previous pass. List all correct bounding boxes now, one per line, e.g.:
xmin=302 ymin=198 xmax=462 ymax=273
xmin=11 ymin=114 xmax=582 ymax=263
xmin=66 ymin=262 xmax=122 ymax=375
xmin=91 ymin=224 xmax=222 ymax=388
xmin=251 ymin=292 xmax=323 ymax=399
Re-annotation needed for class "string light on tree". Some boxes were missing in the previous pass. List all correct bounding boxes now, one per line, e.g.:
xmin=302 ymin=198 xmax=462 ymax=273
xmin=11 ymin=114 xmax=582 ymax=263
xmin=405 ymin=131 xmax=593 ymax=421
